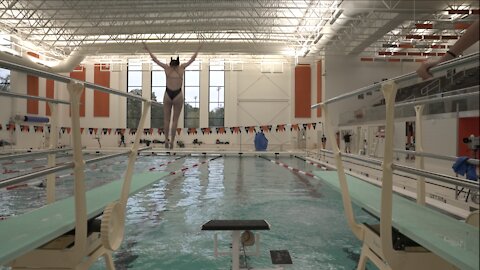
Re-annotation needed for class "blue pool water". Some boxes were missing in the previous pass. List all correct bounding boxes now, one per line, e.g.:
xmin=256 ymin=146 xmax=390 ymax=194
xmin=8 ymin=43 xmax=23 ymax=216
xmin=1 ymin=154 xmax=377 ymax=269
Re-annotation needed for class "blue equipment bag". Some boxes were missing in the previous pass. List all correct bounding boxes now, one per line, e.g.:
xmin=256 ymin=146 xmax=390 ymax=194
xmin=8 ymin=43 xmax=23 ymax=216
xmin=254 ymin=132 xmax=268 ymax=151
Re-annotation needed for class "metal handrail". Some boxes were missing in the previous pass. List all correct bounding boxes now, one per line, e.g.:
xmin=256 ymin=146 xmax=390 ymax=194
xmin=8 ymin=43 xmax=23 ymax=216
xmin=394 ymin=85 xmax=479 ymax=108
xmin=0 ymin=91 xmax=70 ymax=104
xmin=311 ymin=52 xmax=479 ymax=108
xmin=0 ymin=148 xmax=74 ymax=161
xmin=318 ymin=149 xmax=479 ymax=190
xmin=0 ymin=147 xmax=151 ymax=189
xmin=0 ymin=59 xmax=161 ymax=106
xmin=394 ymin=149 xmax=479 ymax=166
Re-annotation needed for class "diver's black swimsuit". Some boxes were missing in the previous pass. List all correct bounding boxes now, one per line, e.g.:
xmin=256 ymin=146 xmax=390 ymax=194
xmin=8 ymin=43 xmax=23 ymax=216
xmin=166 ymin=87 xmax=181 ymax=100
xmin=165 ymin=68 xmax=182 ymax=100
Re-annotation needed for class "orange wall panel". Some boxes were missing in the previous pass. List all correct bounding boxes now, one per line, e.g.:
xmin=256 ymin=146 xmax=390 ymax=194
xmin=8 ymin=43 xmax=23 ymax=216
xmin=45 ymin=79 xmax=54 ymax=116
xmin=93 ymin=64 xmax=110 ymax=117
xmin=27 ymin=75 xmax=39 ymax=114
xmin=295 ymin=65 xmax=311 ymax=118
xmin=69 ymin=67 xmax=86 ymax=117
xmin=26 ymin=52 xmax=39 ymax=115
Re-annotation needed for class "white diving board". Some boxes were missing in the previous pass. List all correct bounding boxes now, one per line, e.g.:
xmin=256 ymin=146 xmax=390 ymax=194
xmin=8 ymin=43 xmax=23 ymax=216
xmin=0 ymin=171 xmax=168 ymax=266
xmin=312 ymin=170 xmax=479 ymax=270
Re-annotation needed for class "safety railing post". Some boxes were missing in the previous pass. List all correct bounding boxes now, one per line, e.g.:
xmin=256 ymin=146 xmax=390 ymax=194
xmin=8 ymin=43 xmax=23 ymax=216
xmin=322 ymin=104 xmax=363 ymax=239
xmin=66 ymin=80 xmax=88 ymax=258
xmin=46 ymin=102 xmax=58 ymax=204
xmin=379 ymin=81 xmax=398 ymax=265
xmin=414 ymin=105 xmax=426 ymax=205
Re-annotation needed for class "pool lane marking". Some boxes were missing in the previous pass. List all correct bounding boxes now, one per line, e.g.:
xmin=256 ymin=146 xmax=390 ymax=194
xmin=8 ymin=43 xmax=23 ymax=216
xmin=148 ymin=155 xmax=188 ymax=171
xmin=166 ymin=155 xmax=222 ymax=176
xmin=258 ymin=156 xmax=320 ymax=180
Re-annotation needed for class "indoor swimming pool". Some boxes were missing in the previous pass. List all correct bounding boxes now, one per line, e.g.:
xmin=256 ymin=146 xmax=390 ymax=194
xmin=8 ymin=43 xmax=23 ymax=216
xmin=1 ymin=154 xmax=377 ymax=269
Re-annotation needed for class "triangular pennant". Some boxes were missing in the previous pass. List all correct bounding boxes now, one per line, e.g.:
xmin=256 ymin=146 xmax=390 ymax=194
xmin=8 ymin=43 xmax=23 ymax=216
xmin=261 ymin=125 xmax=271 ymax=133
xmin=129 ymin=128 xmax=137 ymax=135
xmin=61 ymin=127 xmax=67 ymax=134
xmin=115 ymin=128 xmax=122 ymax=134
xmin=176 ymin=128 xmax=182 ymax=135
xmin=66 ymin=127 xmax=71 ymax=134
xmin=276 ymin=124 xmax=285 ymax=132
xmin=93 ymin=128 xmax=98 ymax=134
xmin=157 ymin=128 xmax=164 ymax=135
xmin=312 ymin=123 xmax=316 ymax=130
xmin=7 ymin=123 xmax=16 ymax=132
xmin=188 ymin=128 xmax=197 ymax=135
xmin=217 ymin=127 xmax=226 ymax=134
xmin=231 ymin=127 xmax=241 ymax=134
xmin=80 ymin=128 xmax=84 ymax=134
xmin=107 ymin=128 xmax=112 ymax=135
xmin=103 ymin=128 xmax=108 ymax=135
xmin=143 ymin=128 xmax=150 ymax=135
xmin=290 ymin=124 xmax=299 ymax=131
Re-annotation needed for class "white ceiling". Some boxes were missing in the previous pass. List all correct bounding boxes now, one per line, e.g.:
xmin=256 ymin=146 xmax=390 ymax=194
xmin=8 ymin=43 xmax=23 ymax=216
xmin=0 ymin=0 xmax=478 ymax=61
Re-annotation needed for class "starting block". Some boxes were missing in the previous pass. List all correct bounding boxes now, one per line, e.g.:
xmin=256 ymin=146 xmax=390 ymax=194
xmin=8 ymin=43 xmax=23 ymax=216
xmin=202 ymin=219 xmax=292 ymax=270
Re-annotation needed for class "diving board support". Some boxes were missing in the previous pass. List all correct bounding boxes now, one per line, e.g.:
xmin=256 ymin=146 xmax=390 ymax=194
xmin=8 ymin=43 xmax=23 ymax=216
xmin=68 ymin=80 xmax=88 ymax=262
xmin=414 ymin=105 xmax=426 ymax=205
xmin=322 ymin=104 xmax=363 ymax=239
xmin=316 ymin=79 xmax=463 ymax=269
xmin=9 ymin=80 xmax=100 ymax=269
xmin=371 ymin=81 xmax=456 ymax=270
xmin=101 ymin=98 xmax=151 ymax=251
xmin=46 ymin=101 xmax=59 ymax=204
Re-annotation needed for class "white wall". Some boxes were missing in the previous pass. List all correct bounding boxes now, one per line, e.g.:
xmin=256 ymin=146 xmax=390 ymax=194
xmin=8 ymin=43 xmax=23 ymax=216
xmin=324 ymin=53 xmax=419 ymax=127
xmin=1 ymin=57 xmax=300 ymax=150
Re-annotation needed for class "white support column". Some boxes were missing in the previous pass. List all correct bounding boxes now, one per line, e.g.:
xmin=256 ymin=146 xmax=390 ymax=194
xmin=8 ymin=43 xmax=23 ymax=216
xmin=66 ymin=80 xmax=87 ymax=258
xmin=323 ymin=104 xmax=363 ymax=239
xmin=101 ymin=100 xmax=151 ymax=252
xmin=414 ymin=105 xmax=426 ymax=205
xmin=379 ymin=81 xmax=398 ymax=266
xmin=231 ymin=231 xmax=241 ymax=270
xmin=46 ymin=102 xmax=58 ymax=204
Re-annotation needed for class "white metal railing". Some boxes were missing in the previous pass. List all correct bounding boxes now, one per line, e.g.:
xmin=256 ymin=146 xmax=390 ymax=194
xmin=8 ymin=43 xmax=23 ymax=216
xmin=0 ymin=147 xmax=151 ymax=189
xmin=312 ymin=52 xmax=479 ymax=108
xmin=0 ymin=90 xmax=70 ymax=104
xmin=311 ymin=52 xmax=479 ymax=270
xmin=0 ymin=148 xmax=72 ymax=161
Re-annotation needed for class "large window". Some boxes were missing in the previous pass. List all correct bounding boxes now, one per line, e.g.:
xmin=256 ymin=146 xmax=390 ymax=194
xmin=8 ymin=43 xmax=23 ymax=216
xmin=126 ymin=60 xmax=142 ymax=128
xmin=0 ymin=33 xmax=11 ymax=91
xmin=151 ymin=61 xmax=166 ymax=128
xmin=184 ymin=61 xmax=200 ymax=128
xmin=209 ymin=60 xmax=225 ymax=127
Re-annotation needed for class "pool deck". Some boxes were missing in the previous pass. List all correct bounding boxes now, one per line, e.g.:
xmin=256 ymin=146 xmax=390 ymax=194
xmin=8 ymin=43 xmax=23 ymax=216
xmin=313 ymin=170 xmax=479 ymax=270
